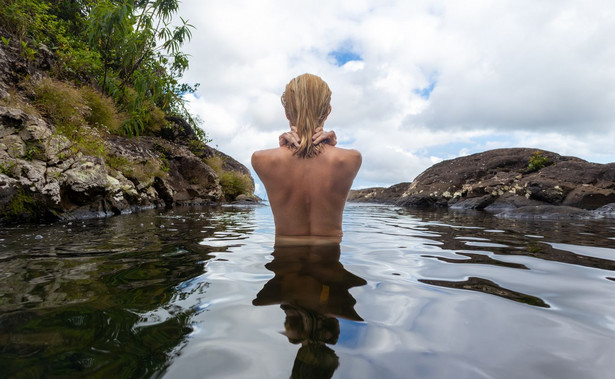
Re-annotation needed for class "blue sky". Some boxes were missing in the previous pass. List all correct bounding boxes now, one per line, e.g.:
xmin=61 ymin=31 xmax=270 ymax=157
xmin=328 ymin=43 xmax=362 ymax=66
xmin=178 ymin=0 xmax=615 ymax=198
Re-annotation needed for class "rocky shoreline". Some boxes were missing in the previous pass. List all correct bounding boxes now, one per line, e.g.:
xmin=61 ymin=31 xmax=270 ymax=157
xmin=0 ymin=105 xmax=258 ymax=224
xmin=0 ymin=29 xmax=258 ymax=225
xmin=349 ymin=148 xmax=615 ymax=219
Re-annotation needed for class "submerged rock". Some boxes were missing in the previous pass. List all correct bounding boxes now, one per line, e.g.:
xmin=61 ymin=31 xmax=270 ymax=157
xmin=349 ymin=148 xmax=615 ymax=219
xmin=495 ymin=205 xmax=597 ymax=220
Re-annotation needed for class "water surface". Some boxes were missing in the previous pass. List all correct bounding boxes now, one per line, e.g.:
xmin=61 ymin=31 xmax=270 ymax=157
xmin=1 ymin=204 xmax=615 ymax=378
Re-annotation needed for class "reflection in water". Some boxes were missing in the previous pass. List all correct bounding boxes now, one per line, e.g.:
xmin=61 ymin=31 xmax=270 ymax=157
xmin=0 ymin=206 xmax=255 ymax=377
xmin=2 ymin=204 xmax=615 ymax=377
xmin=419 ymin=277 xmax=549 ymax=308
xmin=253 ymin=241 xmax=366 ymax=379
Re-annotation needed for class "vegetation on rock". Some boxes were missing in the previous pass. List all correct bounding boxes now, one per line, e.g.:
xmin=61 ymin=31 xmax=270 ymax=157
xmin=205 ymin=156 xmax=253 ymax=201
xmin=0 ymin=0 xmax=205 ymax=140
xmin=0 ymin=0 xmax=256 ymax=224
xmin=526 ymin=150 xmax=551 ymax=173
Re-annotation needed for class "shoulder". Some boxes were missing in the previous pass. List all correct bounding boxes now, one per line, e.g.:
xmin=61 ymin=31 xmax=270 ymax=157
xmin=328 ymin=147 xmax=361 ymax=164
xmin=323 ymin=147 xmax=362 ymax=173
xmin=252 ymin=147 xmax=285 ymax=161
xmin=251 ymin=147 xmax=291 ymax=170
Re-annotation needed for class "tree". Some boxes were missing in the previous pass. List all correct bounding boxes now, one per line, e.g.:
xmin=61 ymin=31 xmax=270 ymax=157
xmin=87 ymin=0 xmax=196 ymax=136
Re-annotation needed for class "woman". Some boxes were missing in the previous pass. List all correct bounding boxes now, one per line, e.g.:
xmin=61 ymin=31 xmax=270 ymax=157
xmin=251 ymin=74 xmax=361 ymax=238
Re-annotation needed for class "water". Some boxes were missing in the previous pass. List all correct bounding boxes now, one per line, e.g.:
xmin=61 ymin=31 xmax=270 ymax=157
xmin=1 ymin=204 xmax=615 ymax=378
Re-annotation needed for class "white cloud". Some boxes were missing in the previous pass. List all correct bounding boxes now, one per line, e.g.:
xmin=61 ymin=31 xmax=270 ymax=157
xmin=177 ymin=0 xmax=615 ymax=195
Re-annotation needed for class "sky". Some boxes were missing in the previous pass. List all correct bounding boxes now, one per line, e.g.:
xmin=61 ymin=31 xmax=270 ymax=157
xmin=176 ymin=0 xmax=615 ymax=198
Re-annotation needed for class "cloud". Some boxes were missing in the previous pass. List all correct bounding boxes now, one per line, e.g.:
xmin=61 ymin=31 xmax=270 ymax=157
xmin=176 ymin=0 xmax=615 ymax=195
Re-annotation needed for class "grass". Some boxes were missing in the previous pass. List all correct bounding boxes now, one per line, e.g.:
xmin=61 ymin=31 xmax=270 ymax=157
xmin=32 ymin=77 xmax=109 ymax=157
xmin=204 ymin=156 xmax=224 ymax=174
xmin=80 ymin=87 xmax=123 ymax=134
xmin=204 ymin=156 xmax=251 ymax=200
xmin=219 ymin=171 xmax=252 ymax=200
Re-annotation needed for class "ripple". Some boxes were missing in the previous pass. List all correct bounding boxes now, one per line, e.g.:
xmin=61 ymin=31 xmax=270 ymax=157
xmin=2 ymin=204 xmax=615 ymax=378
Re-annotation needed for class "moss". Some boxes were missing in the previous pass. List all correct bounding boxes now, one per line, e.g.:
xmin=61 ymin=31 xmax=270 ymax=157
xmin=0 ymin=162 xmax=17 ymax=177
xmin=32 ymin=77 xmax=88 ymax=129
xmin=187 ymin=139 xmax=206 ymax=156
xmin=105 ymin=154 xmax=167 ymax=187
xmin=143 ymin=101 xmax=168 ymax=135
xmin=2 ymin=189 xmax=37 ymax=222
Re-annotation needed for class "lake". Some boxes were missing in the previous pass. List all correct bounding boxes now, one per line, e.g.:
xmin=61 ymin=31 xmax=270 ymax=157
xmin=1 ymin=203 xmax=615 ymax=378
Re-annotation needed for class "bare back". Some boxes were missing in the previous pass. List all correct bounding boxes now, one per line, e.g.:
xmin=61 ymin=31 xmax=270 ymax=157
xmin=252 ymin=146 xmax=361 ymax=237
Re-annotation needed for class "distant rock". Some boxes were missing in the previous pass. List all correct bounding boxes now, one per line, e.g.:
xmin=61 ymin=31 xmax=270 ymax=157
xmin=347 ymin=182 xmax=411 ymax=204
xmin=349 ymin=148 xmax=615 ymax=219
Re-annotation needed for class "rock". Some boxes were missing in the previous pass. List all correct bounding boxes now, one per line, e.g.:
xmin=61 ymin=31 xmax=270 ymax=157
xmin=0 ymin=106 xmax=29 ymax=133
xmin=160 ymin=115 xmax=197 ymax=142
xmin=594 ymin=203 xmax=615 ymax=218
xmin=0 ymin=33 xmax=256 ymax=224
xmin=349 ymin=148 xmax=615 ymax=219
xmin=483 ymin=194 xmax=545 ymax=212
xmin=232 ymin=194 xmax=262 ymax=204
xmin=62 ymin=158 xmax=108 ymax=206
xmin=2 ymin=135 xmax=25 ymax=158
xmin=166 ymin=148 xmax=221 ymax=203
xmin=0 ymin=174 xmax=20 ymax=210
xmin=449 ymin=195 xmax=495 ymax=210
xmin=496 ymin=205 xmax=597 ymax=220
xmin=153 ymin=176 xmax=175 ymax=206
xmin=562 ymin=186 xmax=615 ymax=209
xmin=347 ymin=182 xmax=411 ymax=204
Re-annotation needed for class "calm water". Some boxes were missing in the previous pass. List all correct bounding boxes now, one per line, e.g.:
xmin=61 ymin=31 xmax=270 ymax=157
xmin=1 ymin=204 xmax=615 ymax=378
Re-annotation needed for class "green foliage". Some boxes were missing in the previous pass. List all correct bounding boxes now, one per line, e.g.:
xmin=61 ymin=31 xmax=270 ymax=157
xmin=19 ymin=40 xmax=36 ymax=63
xmin=81 ymin=87 xmax=123 ymax=133
xmin=32 ymin=77 xmax=111 ymax=157
xmin=105 ymin=155 xmax=131 ymax=172
xmin=105 ymin=154 xmax=168 ymax=186
xmin=0 ymin=162 xmax=16 ymax=177
xmin=220 ymin=172 xmax=252 ymax=200
xmin=204 ymin=156 xmax=251 ymax=200
xmin=22 ymin=142 xmax=42 ymax=161
xmin=55 ymin=43 xmax=103 ymax=83
xmin=0 ymin=0 xmax=55 ymax=42
xmin=1 ymin=36 xmax=10 ymax=46
xmin=527 ymin=151 xmax=551 ymax=172
xmin=2 ymin=189 xmax=36 ymax=222
xmin=84 ymin=0 xmax=202 ymax=139
xmin=187 ymin=139 xmax=206 ymax=156
xmin=204 ymin=156 xmax=224 ymax=174
xmin=0 ymin=0 xmax=209 ymax=142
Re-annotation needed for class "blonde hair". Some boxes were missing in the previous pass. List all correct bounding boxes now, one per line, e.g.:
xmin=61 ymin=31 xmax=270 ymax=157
xmin=281 ymin=73 xmax=332 ymax=158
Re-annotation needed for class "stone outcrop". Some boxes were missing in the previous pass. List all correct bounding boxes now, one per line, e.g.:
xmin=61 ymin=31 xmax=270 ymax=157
xmin=347 ymin=182 xmax=411 ymax=204
xmin=0 ymin=26 xmax=257 ymax=224
xmin=0 ymin=105 xmax=256 ymax=224
xmin=349 ymin=148 xmax=615 ymax=219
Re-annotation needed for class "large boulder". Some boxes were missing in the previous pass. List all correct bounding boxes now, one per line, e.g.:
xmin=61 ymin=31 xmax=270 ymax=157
xmin=349 ymin=148 xmax=615 ymax=218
